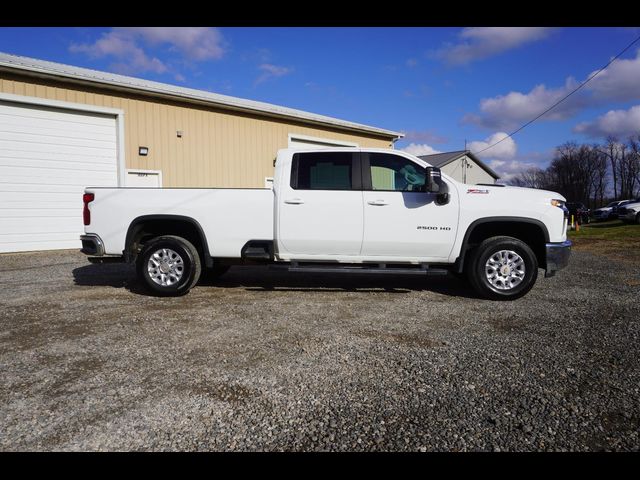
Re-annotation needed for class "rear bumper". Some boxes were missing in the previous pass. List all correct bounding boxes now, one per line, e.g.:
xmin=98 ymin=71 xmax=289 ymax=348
xmin=80 ymin=234 xmax=104 ymax=256
xmin=545 ymin=240 xmax=572 ymax=278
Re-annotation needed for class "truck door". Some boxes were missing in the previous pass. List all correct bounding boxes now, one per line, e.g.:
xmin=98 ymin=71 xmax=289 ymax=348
xmin=278 ymin=151 xmax=363 ymax=256
xmin=360 ymin=152 xmax=458 ymax=259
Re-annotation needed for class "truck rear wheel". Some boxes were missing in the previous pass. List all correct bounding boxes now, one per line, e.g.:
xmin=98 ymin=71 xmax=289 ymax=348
xmin=136 ymin=235 xmax=201 ymax=296
xmin=467 ymin=236 xmax=538 ymax=300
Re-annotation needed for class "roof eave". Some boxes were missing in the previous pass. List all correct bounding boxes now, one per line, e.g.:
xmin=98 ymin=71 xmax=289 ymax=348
xmin=0 ymin=60 xmax=403 ymax=141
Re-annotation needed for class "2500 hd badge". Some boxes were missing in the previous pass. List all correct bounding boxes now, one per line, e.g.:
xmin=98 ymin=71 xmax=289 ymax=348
xmin=417 ymin=226 xmax=452 ymax=231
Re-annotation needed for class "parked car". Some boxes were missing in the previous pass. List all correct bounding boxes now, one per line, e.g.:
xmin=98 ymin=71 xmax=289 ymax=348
xmin=566 ymin=202 xmax=590 ymax=224
xmin=611 ymin=199 xmax=637 ymax=220
xmin=593 ymin=200 xmax=630 ymax=221
xmin=618 ymin=200 xmax=640 ymax=224
xmin=80 ymin=148 xmax=571 ymax=300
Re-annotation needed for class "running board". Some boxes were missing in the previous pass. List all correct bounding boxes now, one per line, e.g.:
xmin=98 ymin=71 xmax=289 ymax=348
xmin=285 ymin=262 xmax=449 ymax=276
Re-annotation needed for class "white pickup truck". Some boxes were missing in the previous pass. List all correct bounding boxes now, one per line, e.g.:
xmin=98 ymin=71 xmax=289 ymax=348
xmin=81 ymin=148 xmax=571 ymax=300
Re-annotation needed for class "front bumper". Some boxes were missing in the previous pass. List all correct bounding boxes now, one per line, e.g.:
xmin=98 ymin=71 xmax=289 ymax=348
xmin=620 ymin=211 xmax=638 ymax=222
xmin=545 ymin=240 xmax=572 ymax=278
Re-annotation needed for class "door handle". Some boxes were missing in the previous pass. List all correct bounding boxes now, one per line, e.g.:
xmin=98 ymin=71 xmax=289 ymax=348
xmin=284 ymin=198 xmax=305 ymax=205
xmin=367 ymin=200 xmax=389 ymax=206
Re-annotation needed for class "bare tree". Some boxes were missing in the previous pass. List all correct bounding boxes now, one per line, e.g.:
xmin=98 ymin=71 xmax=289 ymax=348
xmin=534 ymin=142 xmax=607 ymax=207
xmin=508 ymin=138 xmax=634 ymax=206
xmin=604 ymin=136 xmax=621 ymax=199
xmin=590 ymin=145 xmax=608 ymax=207
xmin=510 ymin=167 xmax=547 ymax=189
xmin=614 ymin=139 xmax=640 ymax=199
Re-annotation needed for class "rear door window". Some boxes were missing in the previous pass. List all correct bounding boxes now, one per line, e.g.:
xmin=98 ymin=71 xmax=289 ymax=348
xmin=290 ymin=152 xmax=358 ymax=190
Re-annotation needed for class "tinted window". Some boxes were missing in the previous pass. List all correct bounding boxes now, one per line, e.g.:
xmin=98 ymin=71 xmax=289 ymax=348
xmin=292 ymin=152 xmax=354 ymax=190
xmin=368 ymin=153 xmax=426 ymax=192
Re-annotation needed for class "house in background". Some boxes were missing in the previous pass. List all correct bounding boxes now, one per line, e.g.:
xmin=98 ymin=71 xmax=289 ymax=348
xmin=418 ymin=150 xmax=500 ymax=185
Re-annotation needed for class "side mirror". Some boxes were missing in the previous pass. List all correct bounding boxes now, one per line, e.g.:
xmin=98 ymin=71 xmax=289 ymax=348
xmin=425 ymin=166 xmax=450 ymax=205
xmin=425 ymin=167 xmax=442 ymax=193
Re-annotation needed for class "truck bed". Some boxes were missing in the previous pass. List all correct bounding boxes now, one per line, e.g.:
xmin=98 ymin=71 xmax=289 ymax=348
xmin=85 ymin=188 xmax=274 ymax=257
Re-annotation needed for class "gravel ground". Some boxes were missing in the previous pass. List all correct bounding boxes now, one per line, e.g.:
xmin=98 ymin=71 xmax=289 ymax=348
xmin=0 ymin=249 xmax=638 ymax=451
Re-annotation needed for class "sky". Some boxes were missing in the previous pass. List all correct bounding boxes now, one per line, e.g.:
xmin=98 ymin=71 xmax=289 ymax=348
xmin=1 ymin=26 xmax=639 ymax=181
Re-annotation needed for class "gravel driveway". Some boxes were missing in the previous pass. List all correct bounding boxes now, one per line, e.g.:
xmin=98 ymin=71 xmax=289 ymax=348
xmin=1 ymin=249 xmax=638 ymax=451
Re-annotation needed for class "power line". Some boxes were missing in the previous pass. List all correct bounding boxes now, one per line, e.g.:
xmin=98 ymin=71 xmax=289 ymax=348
xmin=471 ymin=34 xmax=640 ymax=156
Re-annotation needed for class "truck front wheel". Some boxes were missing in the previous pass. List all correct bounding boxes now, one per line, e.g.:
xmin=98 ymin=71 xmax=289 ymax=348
xmin=136 ymin=235 xmax=202 ymax=296
xmin=467 ymin=236 xmax=538 ymax=300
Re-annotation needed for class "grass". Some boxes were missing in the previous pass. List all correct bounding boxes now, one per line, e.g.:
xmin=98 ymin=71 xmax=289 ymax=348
xmin=568 ymin=219 xmax=640 ymax=265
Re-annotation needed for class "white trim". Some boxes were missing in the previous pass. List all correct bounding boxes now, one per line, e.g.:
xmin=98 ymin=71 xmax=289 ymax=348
xmin=0 ymin=91 xmax=126 ymax=187
xmin=125 ymin=169 xmax=163 ymax=187
xmin=288 ymin=133 xmax=359 ymax=148
xmin=116 ymin=113 xmax=126 ymax=187
xmin=0 ymin=91 xmax=123 ymax=116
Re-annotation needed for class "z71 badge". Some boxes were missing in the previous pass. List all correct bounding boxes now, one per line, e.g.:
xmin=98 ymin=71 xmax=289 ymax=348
xmin=467 ymin=188 xmax=489 ymax=194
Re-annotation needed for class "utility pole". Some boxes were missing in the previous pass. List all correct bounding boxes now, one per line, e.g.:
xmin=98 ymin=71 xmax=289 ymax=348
xmin=463 ymin=140 xmax=468 ymax=184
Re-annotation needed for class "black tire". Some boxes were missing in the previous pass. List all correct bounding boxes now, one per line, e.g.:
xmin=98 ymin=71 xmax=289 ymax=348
xmin=466 ymin=236 xmax=538 ymax=301
xmin=136 ymin=235 xmax=202 ymax=296
xmin=450 ymin=270 xmax=467 ymax=282
xmin=636 ymin=213 xmax=640 ymax=225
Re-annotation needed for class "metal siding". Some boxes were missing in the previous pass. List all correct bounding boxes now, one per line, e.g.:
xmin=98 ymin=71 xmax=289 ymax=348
xmin=441 ymin=155 xmax=495 ymax=185
xmin=0 ymin=74 xmax=393 ymax=188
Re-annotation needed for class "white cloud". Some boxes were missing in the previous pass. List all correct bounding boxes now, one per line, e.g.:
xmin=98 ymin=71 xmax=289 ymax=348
xmin=465 ymin=49 xmax=640 ymax=130
xmin=255 ymin=63 xmax=293 ymax=85
xmin=485 ymin=149 xmax=554 ymax=182
xmin=467 ymin=133 xmax=540 ymax=181
xmin=488 ymin=160 xmax=539 ymax=182
xmin=70 ymin=27 xmax=225 ymax=77
xmin=434 ymin=27 xmax=556 ymax=66
xmin=468 ymin=132 xmax=517 ymax=159
xmin=463 ymin=78 xmax=584 ymax=130
xmin=400 ymin=143 xmax=442 ymax=156
xmin=70 ymin=30 xmax=168 ymax=74
xmin=120 ymin=27 xmax=225 ymax=61
xmin=573 ymin=105 xmax=640 ymax=138
xmin=586 ymin=49 xmax=640 ymax=102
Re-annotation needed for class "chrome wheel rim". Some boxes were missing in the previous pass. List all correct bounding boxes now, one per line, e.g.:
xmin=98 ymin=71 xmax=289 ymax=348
xmin=147 ymin=248 xmax=185 ymax=286
xmin=485 ymin=250 xmax=526 ymax=291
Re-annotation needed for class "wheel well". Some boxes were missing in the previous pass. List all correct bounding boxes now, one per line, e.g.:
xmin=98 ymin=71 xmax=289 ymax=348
xmin=125 ymin=216 xmax=212 ymax=267
xmin=458 ymin=220 xmax=548 ymax=271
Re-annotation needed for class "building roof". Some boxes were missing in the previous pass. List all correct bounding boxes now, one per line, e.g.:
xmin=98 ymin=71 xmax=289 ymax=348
xmin=418 ymin=150 xmax=500 ymax=179
xmin=0 ymin=52 xmax=403 ymax=140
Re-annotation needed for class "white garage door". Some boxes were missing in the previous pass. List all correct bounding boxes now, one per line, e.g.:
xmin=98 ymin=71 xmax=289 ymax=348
xmin=0 ymin=101 xmax=119 ymax=253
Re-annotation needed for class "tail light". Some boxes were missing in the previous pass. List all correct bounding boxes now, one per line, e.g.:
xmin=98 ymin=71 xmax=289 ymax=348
xmin=83 ymin=193 xmax=94 ymax=225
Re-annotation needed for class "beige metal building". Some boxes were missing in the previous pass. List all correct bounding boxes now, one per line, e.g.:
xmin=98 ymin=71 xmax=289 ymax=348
xmin=418 ymin=150 xmax=500 ymax=185
xmin=0 ymin=52 xmax=401 ymax=252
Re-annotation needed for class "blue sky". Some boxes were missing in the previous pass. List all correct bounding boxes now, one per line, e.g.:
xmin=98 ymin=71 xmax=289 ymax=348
xmin=1 ymin=27 xmax=639 ymax=180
